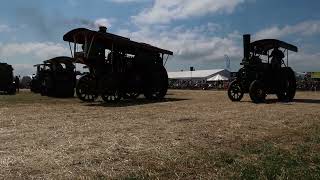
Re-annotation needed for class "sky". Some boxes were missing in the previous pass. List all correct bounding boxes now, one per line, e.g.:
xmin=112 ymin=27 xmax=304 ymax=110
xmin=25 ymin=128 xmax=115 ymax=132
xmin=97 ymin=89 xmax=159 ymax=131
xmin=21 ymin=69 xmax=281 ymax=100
xmin=0 ymin=0 xmax=320 ymax=76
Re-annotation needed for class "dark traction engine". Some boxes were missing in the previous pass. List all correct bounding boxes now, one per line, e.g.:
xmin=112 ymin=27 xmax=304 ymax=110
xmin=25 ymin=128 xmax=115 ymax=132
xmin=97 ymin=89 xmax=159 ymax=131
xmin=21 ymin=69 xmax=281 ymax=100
xmin=228 ymin=34 xmax=298 ymax=103
xmin=63 ymin=27 xmax=173 ymax=103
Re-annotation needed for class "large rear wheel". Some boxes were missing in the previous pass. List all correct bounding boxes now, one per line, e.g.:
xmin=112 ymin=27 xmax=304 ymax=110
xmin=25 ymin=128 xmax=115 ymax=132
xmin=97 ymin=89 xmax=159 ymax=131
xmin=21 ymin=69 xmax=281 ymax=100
xmin=249 ymin=80 xmax=266 ymax=103
xmin=101 ymin=89 xmax=121 ymax=103
xmin=228 ymin=80 xmax=244 ymax=101
xmin=143 ymin=65 xmax=168 ymax=100
xmin=277 ymin=68 xmax=296 ymax=102
xmin=123 ymin=73 xmax=142 ymax=99
xmin=76 ymin=75 xmax=98 ymax=102
xmin=123 ymin=91 xmax=140 ymax=99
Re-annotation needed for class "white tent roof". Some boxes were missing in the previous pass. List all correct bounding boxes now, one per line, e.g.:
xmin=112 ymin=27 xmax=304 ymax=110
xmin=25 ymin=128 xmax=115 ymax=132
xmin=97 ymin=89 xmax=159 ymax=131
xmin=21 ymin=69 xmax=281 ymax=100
xmin=207 ymin=74 xmax=229 ymax=81
xmin=168 ymin=69 xmax=225 ymax=79
xmin=295 ymin=71 xmax=306 ymax=76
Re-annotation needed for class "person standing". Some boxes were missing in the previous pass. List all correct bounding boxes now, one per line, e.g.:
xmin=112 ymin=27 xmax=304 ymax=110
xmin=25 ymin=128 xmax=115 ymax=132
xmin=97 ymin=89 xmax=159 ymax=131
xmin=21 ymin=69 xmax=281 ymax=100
xmin=14 ymin=76 xmax=20 ymax=93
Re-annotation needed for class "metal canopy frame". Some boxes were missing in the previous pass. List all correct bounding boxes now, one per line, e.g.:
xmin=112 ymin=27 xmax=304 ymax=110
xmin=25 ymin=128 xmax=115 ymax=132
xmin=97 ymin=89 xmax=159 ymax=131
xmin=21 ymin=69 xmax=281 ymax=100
xmin=251 ymin=39 xmax=297 ymax=66
xmin=250 ymin=39 xmax=298 ymax=55
xmin=63 ymin=28 xmax=173 ymax=57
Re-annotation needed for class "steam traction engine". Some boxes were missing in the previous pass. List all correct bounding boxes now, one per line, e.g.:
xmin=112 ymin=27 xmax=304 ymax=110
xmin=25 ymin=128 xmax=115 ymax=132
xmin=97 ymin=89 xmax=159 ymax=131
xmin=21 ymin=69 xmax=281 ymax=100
xmin=0 ymin=62 xmax=16 ymax=95
xmin=228 ymin=34 xmax=298 ymax=103
xmin=31 ymin=56 xmax=76 ymax=97
xmin=63 ymin=27 xmax=173 ymax=102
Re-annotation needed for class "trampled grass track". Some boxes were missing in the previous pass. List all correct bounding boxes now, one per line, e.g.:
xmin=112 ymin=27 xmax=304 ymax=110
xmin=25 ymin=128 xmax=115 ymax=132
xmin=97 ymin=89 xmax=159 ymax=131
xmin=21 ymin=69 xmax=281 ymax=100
xmin=0 ymin=90 xmax=319 ymax=179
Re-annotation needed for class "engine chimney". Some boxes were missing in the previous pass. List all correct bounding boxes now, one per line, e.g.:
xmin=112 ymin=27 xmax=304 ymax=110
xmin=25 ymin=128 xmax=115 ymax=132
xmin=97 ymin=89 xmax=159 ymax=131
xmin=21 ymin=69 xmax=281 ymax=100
xmin=99 ymin=26 xmax=107 ymax=33
xmin=243 ymin=34 xmax=251 ymax=62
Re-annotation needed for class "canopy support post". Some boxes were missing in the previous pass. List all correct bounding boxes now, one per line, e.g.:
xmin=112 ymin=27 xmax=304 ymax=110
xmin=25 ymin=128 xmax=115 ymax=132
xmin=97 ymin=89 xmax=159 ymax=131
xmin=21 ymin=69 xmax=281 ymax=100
xmin=87 ymin=35 xmax=96 ymax=58
xmin=287 ymin=50 xmax=289 ymax=66
xmin=164 ymin=54 xmax=169 ymax=66
xmin=73 ymin=36 xmax=77 ymax=57
xmin=69 ymin=42 xmax=73 ymax=58
xmin=111 ymin=43 xmax=114 ymax=72
xmin=84 ymin=34 xmax=88 ymax=55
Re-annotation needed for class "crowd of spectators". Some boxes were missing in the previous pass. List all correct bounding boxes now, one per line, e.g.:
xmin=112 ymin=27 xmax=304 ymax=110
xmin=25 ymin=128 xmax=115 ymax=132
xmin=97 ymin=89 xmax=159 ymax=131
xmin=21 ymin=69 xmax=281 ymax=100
xmin=297 ymin=79 xmax=320 ymax=91
xmin=169 ymin=78 xmax=320 ymax=91
xmin=169 ymin=80 xmax=229 ymax=90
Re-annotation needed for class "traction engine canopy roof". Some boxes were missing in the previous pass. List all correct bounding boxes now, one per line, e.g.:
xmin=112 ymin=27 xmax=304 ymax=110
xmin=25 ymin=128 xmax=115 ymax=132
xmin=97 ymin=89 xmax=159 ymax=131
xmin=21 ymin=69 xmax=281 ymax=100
xmin=63 ymin=28 xmax=173 ymax=55
xmin=250 ymin=39 xmax=298 ymax=55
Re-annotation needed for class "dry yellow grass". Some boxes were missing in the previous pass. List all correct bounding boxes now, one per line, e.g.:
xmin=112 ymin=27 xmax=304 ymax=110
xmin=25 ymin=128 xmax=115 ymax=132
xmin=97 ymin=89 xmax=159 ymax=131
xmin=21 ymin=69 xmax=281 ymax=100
xmin=0 ymin=90 xmax=320 ymax=179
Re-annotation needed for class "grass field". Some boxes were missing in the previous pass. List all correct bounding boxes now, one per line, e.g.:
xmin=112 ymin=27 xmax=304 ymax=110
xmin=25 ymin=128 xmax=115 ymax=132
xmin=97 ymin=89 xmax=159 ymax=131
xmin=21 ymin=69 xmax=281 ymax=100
xmin=0 ymin=90 xmax=320 ymax=179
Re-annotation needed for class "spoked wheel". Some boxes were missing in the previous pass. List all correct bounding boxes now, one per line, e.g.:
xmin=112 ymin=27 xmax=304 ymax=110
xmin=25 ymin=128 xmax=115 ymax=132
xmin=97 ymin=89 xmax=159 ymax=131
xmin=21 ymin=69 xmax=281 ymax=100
xmin=277 ymin=68 xmax=296 ymax=102
xmin=76 ymin=75 xmax=98 ymax=102
xmin=123 ymin=91 xmax=140 ymax=99
xmin=101 ymin=89 xmax=121 ymax=103
xmin=228 ymin=80 xmax=244 ymax=101
xmin=249 ymin=80 xmax=266 ymax=103
xmin=143 ymin=65 xmax=168 ymax=100
xmin=123 ymin=74 xmax=142 ymax=99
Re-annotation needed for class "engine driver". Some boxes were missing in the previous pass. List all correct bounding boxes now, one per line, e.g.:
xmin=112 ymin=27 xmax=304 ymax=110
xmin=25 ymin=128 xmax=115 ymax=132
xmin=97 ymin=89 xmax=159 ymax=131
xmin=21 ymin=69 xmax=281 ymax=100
xmin=270 ymin=47 xmax=284 ymax=69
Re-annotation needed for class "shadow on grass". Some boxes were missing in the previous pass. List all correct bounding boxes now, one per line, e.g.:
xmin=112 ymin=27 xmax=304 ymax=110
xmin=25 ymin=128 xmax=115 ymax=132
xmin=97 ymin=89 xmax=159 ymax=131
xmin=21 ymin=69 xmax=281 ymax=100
xmin=165 ymin=93 xmax=175 ymax=95
xmin=242 ymin=99 xmax=287 ymax=104
xmin=84 ymin=98 xmax=190 ymax=107
xmin=46 ymin=96 xmax=76 ymax=99
xmin=242 ymin=98 xmax=320 ymax=105
xmin=293 ymin=99 xmax=320 ymax=104
xmin=0 ymin=92 xmax=16 ymax=96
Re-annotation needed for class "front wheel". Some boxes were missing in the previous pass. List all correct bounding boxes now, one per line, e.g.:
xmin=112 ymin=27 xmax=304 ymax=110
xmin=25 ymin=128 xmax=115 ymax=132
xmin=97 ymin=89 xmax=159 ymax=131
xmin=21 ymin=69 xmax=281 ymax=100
xmin=249 ymin=80 xmax=266 ymax=103
xmin=228 ymin=80 xmax=244 ymax=101
xmin=76 ymin=75 xmax=98 ymax=102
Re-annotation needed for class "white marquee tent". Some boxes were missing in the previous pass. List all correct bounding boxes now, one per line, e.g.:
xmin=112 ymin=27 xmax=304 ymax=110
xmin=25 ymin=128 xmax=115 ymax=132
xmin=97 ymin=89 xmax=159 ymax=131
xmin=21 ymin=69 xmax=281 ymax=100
xmin=207 ymin=74 xmax=229 ymax=82
xmin=168 ymin=69 xmax=230 ymax=82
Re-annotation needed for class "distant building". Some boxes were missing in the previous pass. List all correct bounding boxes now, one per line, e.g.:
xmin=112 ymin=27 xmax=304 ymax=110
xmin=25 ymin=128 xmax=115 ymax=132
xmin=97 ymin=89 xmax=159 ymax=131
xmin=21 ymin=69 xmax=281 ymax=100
xmin=168 ymin=69 xmax=230 ymax=83
xmin=168 ymin=69 xmax=230 ymax=89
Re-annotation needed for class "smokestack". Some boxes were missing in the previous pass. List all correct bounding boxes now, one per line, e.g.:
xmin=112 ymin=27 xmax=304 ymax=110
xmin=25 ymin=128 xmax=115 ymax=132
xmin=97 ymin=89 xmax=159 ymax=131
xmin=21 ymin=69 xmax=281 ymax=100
xmin=243 ymin=34 xmax=251 ymax=62
xmin=99 ymin=26 xmax=107 ymax=33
